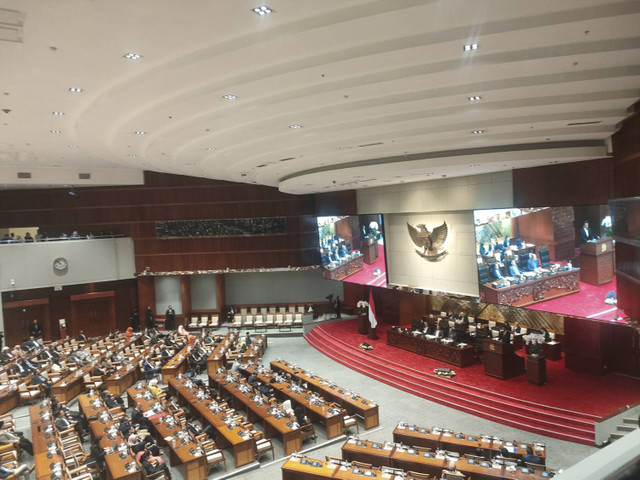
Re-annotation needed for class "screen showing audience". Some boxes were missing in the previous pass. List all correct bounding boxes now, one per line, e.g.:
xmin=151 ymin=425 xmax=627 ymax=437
xmin=473 ymin=205 xmax=622 ymax=320
xmin=316 ymin=214 xmax=387 ymax=288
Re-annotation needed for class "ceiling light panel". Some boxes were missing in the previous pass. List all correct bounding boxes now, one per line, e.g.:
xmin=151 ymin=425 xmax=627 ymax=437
xmin=463 ymin=43 xmax=479 ymax=51
xmin=252 ymin=6 xmax=273 ymax=15
xmin=124 ymin=53 xmax=141 ymax=60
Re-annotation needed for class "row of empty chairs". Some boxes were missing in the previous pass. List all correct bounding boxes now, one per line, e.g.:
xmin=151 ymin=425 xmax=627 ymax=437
xmin=187 ymin=314 xmax=220 ymax=329
xmin=229 ymin=311 xmax=303 ymax=330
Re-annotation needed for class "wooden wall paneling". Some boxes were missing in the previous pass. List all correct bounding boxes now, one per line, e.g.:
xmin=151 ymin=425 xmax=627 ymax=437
xmin=380 ymin=287 xmax=400 ymax=325
xmin=616 ymin=273 xmax=640 ymax=322
xmin=70 ymin=291 xmax=116 ymax=339
xmin=602 ymin=322 xmax=640 ymax=378
xmin=180 ymin=276 xmax=191 ymax=327
xmin=137 ymin=277 xmax=156 ymax=316
xmin=342 ymin=283 xmax=367 ymax=311
xmin=216 ymin=274 xmax=226 ymax=312
xmin=563 ymin=316 xmax=605 ymax=375
xmin=513 ymin=158 xmax=613 ymax=208
xmin=314 ymin=190 xmax=358 ymax=216
xmin=514 ymin=207 xmax=575 ymax=261
xmin=2 ymin=299 xmax=50 ymax=347
xmin=612 ymin=105 xmax=640 ymax=199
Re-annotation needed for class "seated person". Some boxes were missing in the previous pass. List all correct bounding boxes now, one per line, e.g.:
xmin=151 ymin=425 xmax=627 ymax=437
xmin=480 ymin=241 xmax=494 ymax=256
xmin=0 ymin=420 xmax=33 ymax=455
xmin=30 ymin=372 xmax=53 ymax=396
xmin=518 ymin=445 xmax=544 ymax=466
xmin=0 ymin=463 xmax=31 ymax=480
xmin=185 ymin=415 xmax=216 ymax=439
xmin=515 ymin=237 xmax=524 ymax=249
xmin=490 ymin=263 xmax=504 ymax=280
xmin=54 ymin=409 xmax=86 ymax=440
xmin=338 ymin=242 xmax=349 ymax=258
xmin=525 ymin=253 xmax=544 ymax=273
xmin=503 ymin=237 xmax=511 ymax=248
xmin=139 ymin=449 xmax=172 ymax=480
xmin=508 ymin=259 xmax=523 ymax=277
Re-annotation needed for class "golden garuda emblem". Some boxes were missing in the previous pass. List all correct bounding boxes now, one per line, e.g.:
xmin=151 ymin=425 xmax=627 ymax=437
xmin=407 ymin=221 xmax=449 ymax=262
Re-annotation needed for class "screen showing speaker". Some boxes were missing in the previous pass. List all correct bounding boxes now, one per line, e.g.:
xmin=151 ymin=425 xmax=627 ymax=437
xmin=316 ymin=214 xmax=387 ymax=287
xmin=474 ymin=205 xmax=621 ymax=320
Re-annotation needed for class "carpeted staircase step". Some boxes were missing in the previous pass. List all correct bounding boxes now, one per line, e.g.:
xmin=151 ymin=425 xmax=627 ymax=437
xmin=305 ymin=327 xmax=595 ymax=445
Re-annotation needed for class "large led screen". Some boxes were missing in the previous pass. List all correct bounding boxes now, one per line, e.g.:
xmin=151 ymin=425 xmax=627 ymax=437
xmin=317 ymin=214 xmax=387 ymax=287
xmin=385 ymin=212 xmax=479 ymax=297
xmin=474 ymin=205 xmax=624 ymax=321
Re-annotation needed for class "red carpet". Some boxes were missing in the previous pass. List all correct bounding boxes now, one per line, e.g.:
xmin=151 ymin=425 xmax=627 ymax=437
xmin=527 ymin=276 xmax=627 ymax=322
xmin=305 ymin=319 xmax=640 ymax=445
xmin=344 ymin=244 xmax=387 ymax=287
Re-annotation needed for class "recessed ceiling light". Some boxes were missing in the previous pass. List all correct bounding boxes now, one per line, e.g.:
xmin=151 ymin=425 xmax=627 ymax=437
xmin=68 ymin=87 xmax=83 ymax=93
xmin=206 ymin=147 xmax=216 ymax=151
xmin=289 ymin=124 xmax=303 ymax=129
xmin=68 ymin=145 xmax=78 ymax=148
xmin=471 ymin=130 xmax=484 ymax=134
xmin=222 ymin=94 xmax=237 ymax=100
xmin=52 ymin=111 xmax=64 ymax=116
xmin=252 ymin=6 xmax=273 ymax=15
xmin=128 ymin=154 xmax=137 ymax=157
xmin=339 ymin=146 xmax=351 ymax=150
xmin=135 ymin=131 xmax=146 ymax=135
xmin=463 ymin=43 xmax=479 ymax=51
xmin=50 ymin=130 xmax=61 ymax=134
xmin=124 ymin=53 xmax=141 ymax=60
xmin=468 ymin=96 xmax=482 ymax=101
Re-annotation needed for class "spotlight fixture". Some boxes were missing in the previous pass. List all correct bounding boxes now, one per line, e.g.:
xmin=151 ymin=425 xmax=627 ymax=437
xmin=124 ymin=53 xmax=141 ymax=60
xmin=69 ymin=87 xmax=83 ymax=93
xmin=463 ymin=43 xmax=479 ymax=51
xmin=252 ymin=6 xmax=273 ymax=15
xmin=50 ymin=130 xmax=61 ymax=134
xmin=68 ymin=145 xmax=79 ymax=148
xmin=52 ymin=111 xmax=64 ymax=116
xmin=206 ymin=147 xmax=216 ymax=151
xmin=468 ymin=96 xmax=482 ymax=101
xmin=135 ymin=131 xmax=146 ymax=135
xmin=471 ymin=130 xmax=484 ymax=134
xmin=222 ymin=94 xmax=237 ymax=100
xmin=128 ymin=154 xmax=137 ymax=157
xmin=289 ymin=124 xmax=303 ymax=129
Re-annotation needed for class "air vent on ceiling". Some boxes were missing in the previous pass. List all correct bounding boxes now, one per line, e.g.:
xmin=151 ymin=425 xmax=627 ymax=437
xmin=17 ymin=172 xmax=31 ymax=179
xmin=78 ymin=173 xmax=91 ymax=180
xmin=567 ymin=121 xmax=602 ymax=126
xmin=278 ymin=157 xmax=295 ymax=162
xmin=255 ymin=164 xmax=267 ymax=168
xmin=0 ymin=8 xmax=24 ymax=43
xmin=358 ymin=142 xmax=384 ymax=148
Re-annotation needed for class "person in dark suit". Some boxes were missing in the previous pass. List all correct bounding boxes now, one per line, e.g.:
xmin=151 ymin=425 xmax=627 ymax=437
xmin=580 ymin=221 xmax=596 ymax=243
xmin=12 ymin=361 xmax=31 ymax=377
xmin=28 ymin=320 xmax=43 ymax=339
xmin=185 ymin=415 xmax=215 ymax=439
xmin=131 ymin=307 xmax=141 ymax=331
xmin=519 ymin=446 xmax=544 ymax=466
xmin=77 ymin=331 xmax=88 ymax=342
xmin=540 ymin=327 xmax=551 ymax=342
xmin=0 ymin=347 xmax=13 ymax=364
xmin=165 ymin=306 xmax=175 ymax=331
xmin=499 ymin=327 xmax=511 ymax=344
xmin=54 ymin=410 xmax=85 ymax=439
xmin=145 ymin=306 xmax=155 ymax=330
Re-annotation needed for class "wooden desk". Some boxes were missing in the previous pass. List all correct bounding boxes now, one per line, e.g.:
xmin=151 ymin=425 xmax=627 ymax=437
xmin=322 ymin=254 xmax=364 ymax=281
xmin=393 ymin=424 xmax=545 ymax=463
xmin=341 ymin=438 xmax=394 ymax=467
xmin=30 ymin=405 xmax=65 ymax=480
xmin=543 ymin=341 xmax=562 ymax=361
xmin=481 ymin=268 xmax=580 ymax=307
xmin=161 ymin=345 xmax=190 ymax=384
xmin=0 ymin=385 xmax=19 ymax=415
xmin=281 ymin=456 xmax=339 ymax=480
xmin=206 ymin=332 xmax=238 ymax=376
xmin=210 ymin=371 xmax=302 ymax=455
xmin=77 ymin=394 xmax=142 ymax=480
xmin=387 ymin=329 xmax=475 ymax=368
xmin=128 ymin=385 xmax=207 ymax=480
xmin=169 ymin=377 xmax=256 ymax=467
xmin=271 ymin=360 xmax=379 ymax=429
xmin=241 ymin=365 xmax=345 ymax=439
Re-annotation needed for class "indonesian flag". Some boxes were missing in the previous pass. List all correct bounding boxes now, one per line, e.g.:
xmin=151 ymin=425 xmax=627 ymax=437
xmin=368 ymin=290 xmax=378 ymax=328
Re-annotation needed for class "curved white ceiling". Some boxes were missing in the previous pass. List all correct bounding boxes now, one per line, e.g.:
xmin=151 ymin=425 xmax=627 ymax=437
xmin=1 ymin=0 xmax=638 ymax=193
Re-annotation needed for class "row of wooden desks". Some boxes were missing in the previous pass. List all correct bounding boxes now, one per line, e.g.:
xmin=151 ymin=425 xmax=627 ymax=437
xmin=270 ymin=360 xmax=379 ymax=429
xmin=0 ymin=384 xmax=19 ymax=415
xmin=105 ymin=344 xmax=156 ymax=395
xmin=161 ymin=345 xmax=190 ymax=385
xmin=393 ymin=423 xmax=546 ymax=462
xmin=209 ymin=370 xmax=302 ymax=455
xmin=386 ymin=328 xmax=475 ymax=367
xmin=77 ymin=393 xmax=142 ymax=480
xmin=342 ymin=438 xmax=550 ymax=480
xmin=126 ymin=385 xmax=207 ymax=480
xmin=282 ymin=455 xmax=408 ymax=480
xmin=168 ymin=376 xmax=256 ymax=467
xmin=30 ymin=404 xmax=65 ymax=480
xmin=240 ymin=364 xmax=346 ymax=439
xmin=206 ymin=332 xmax=239 ymax=375
xmin=51 ymin=334 xmax=142 ymax=403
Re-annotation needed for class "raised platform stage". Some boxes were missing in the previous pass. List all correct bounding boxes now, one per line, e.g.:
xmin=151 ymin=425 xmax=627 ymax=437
xmin=305 ymin=319 xmax=640 ymax=446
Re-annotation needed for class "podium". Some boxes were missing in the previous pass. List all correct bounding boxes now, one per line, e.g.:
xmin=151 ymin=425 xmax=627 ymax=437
xmin=578 ymin=238 xmax=614 ymax=286
xmin=482 ymin=339 xmax=525 ymax=379
xmin=361 ymin=236 xmax=379 ymax=265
